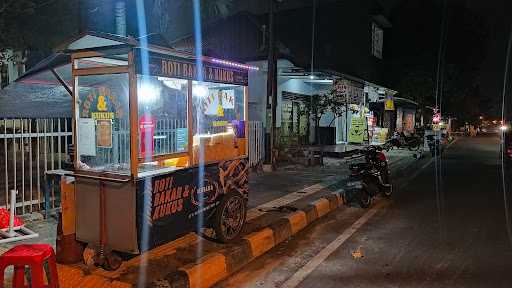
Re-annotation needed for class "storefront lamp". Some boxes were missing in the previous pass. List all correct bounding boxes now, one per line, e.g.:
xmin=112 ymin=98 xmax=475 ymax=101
xmin=500 ymin=125 xmax=508 ymax=132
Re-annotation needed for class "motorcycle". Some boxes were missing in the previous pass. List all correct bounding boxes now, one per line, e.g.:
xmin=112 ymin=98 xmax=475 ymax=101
xmin=386 ymin=132 xmax=422 ymax=151
xmin=346 ymin=145 xmax=393 ymax=208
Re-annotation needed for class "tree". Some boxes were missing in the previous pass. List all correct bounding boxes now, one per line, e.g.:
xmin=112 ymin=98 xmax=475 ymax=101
xmin=299 ymin=94 xmax=329 ymax=144
xmin=323 ymin=84 xmax=351 ymax=127
xmin=0 ymin=0 xmax=79 ymax=64
xmin=0 ymin=0 xmax=37 ymax=54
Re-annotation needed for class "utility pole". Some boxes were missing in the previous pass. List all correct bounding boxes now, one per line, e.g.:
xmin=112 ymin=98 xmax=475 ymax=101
xmin=266 ymin=0 xmax=278 ymax=168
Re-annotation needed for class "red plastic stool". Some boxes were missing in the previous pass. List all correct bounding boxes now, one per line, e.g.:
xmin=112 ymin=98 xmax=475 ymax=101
xmin=0 ymin=244 xmax=59 ymax=288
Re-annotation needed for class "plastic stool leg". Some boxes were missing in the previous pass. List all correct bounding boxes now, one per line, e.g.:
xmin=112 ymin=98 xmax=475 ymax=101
xmin=13 ymin=265 xmax=25 ymax=288
xmin=0 ymin=263 xmax=6 ymax=288
xmin=30 ymin=264 xmax=45 ymax=288
xmin=46 ymin=255 xmax=59 ymax=288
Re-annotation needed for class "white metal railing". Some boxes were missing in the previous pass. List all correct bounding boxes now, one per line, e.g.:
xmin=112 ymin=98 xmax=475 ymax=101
xmin=248 ymin=121 xmax=265 ymax=168
xmin=0 ymin=118 xmax=265 ymax=215
xmin=1 ymin=118 xmax=72 ymax=215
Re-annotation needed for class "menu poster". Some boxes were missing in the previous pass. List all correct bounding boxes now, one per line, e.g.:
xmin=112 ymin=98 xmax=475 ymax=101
xmin=176 ymin=128 xmax=188 ymax=152
xmin=96 ymin=119 xmax=113 ymax=148
xmin=78 ymin=118 xmax=96 ymax=156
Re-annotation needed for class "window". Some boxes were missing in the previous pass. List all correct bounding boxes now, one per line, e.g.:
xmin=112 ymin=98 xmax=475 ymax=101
xmin=137 ymin=76 xmax=189 ymax=174
xmin=76 ymin=73 xmax=130 ymax=174
xmin=371 ymin=22 xmax=384 ymax=59
xmin=192 ymin=81 xmax=245 ymax=135
xmin=191 ymin=81 xmax=246 ymax=164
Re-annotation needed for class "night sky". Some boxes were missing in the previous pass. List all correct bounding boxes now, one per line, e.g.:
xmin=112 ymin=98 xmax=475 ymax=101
xmin=380 ymin=0 xmax=512 ymax=119
xmin=5 ymin=0 xmax=512 ymax=120
xmin=465 ymin=0 xmax=511 ymax=115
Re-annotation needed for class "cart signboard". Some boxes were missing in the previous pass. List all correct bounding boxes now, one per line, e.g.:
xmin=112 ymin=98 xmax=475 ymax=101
xmin=138 ymin=158 xmax=248 ymax=248
xmin=135 ymin=49 xmax=249 ymax=85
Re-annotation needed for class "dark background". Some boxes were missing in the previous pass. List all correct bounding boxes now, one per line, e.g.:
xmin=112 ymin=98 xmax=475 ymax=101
xmin=1 ymin=0 xmax=511 ymax=123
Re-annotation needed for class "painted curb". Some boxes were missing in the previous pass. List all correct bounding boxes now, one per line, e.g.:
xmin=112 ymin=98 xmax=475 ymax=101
xmin=167 ymin=190 xmax=345 ymax=288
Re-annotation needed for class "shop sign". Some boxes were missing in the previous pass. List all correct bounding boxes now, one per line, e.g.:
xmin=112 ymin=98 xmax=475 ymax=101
xmin=371 ymin=127 xmax=389 ymax=145
xmin=135 ymin=49 xmax=248 ymax=86
xmin=384 ymin=96 xmax=395 ymax=111
xmin=433 ymin=112 xmax=441 ymax=124
xmin=334 ymin=79 xmax=364 ymax=104
xmin=348 ymin=117 xmax=366 ymax=143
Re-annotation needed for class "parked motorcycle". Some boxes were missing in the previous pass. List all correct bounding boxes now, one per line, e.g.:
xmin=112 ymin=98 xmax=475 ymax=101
xmin=386 ymin=132 xmax=422 ymax=151
xmin=346 ymin=145 xmax=392 ymax=208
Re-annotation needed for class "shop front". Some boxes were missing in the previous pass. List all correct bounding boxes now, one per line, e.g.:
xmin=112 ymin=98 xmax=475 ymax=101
xmin=369 ymin=96 xmax=418 ymax=143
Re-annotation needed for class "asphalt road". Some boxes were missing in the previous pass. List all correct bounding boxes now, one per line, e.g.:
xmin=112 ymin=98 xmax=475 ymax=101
xmin=217 ymin=134 xmax=512 ymax=288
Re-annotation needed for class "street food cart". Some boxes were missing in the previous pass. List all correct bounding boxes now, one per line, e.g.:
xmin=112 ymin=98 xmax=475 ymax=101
xmin=47 ymin=33 xmax=252 ymax=269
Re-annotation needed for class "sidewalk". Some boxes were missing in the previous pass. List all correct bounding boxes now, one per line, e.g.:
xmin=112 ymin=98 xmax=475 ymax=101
xmin=0 ymin=148 xmax=417 ymax=287
xmin=0 ymin=147 xmax=416 ymax=253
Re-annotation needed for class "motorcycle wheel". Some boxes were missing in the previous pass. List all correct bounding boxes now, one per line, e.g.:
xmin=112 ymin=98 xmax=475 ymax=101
xmin=382 ymin=172 xmax=393 ymax=197
xmin=407 ymin=141 xmax=420 ymax=151
xmin=359 ymin=188 xmax=372 ymax=208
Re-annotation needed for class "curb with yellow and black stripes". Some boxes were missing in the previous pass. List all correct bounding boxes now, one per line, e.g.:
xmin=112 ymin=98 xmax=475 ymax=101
xmin=158 ymin=191 xmax=345 ymax=288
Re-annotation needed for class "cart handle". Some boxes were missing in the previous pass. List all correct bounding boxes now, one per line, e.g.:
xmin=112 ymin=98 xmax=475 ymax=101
xmin=65 ymin=173 xmax=131 ymax=183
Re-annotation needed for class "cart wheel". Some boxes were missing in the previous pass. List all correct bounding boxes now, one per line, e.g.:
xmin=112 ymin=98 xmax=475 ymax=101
xmin=213 ymin=193 xmax=247 ymax=243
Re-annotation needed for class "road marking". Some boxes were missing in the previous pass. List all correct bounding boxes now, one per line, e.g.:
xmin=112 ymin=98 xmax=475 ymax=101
xmin=280 ymin=204 xmax=382 ymax=288
xmin=247 ymin=177 xmax=340 ymax=221
xmin=279 ymin=141 xmax=461 ymax=287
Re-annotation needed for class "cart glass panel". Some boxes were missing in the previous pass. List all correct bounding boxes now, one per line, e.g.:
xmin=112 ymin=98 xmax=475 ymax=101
xmin=192 ymin=81 xmax=246 ymax=164
xmin=137 ymin=75 xmax=189 ymax=175
xmin=75 ymin=73 xmax=131 ymax=174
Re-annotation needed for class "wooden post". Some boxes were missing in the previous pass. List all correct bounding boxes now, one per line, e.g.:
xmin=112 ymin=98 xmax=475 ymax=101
xmin=187 ymin=80 xmax=194 ymax=166
xmin=128 ymin=51 xmax=139 ymax=178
